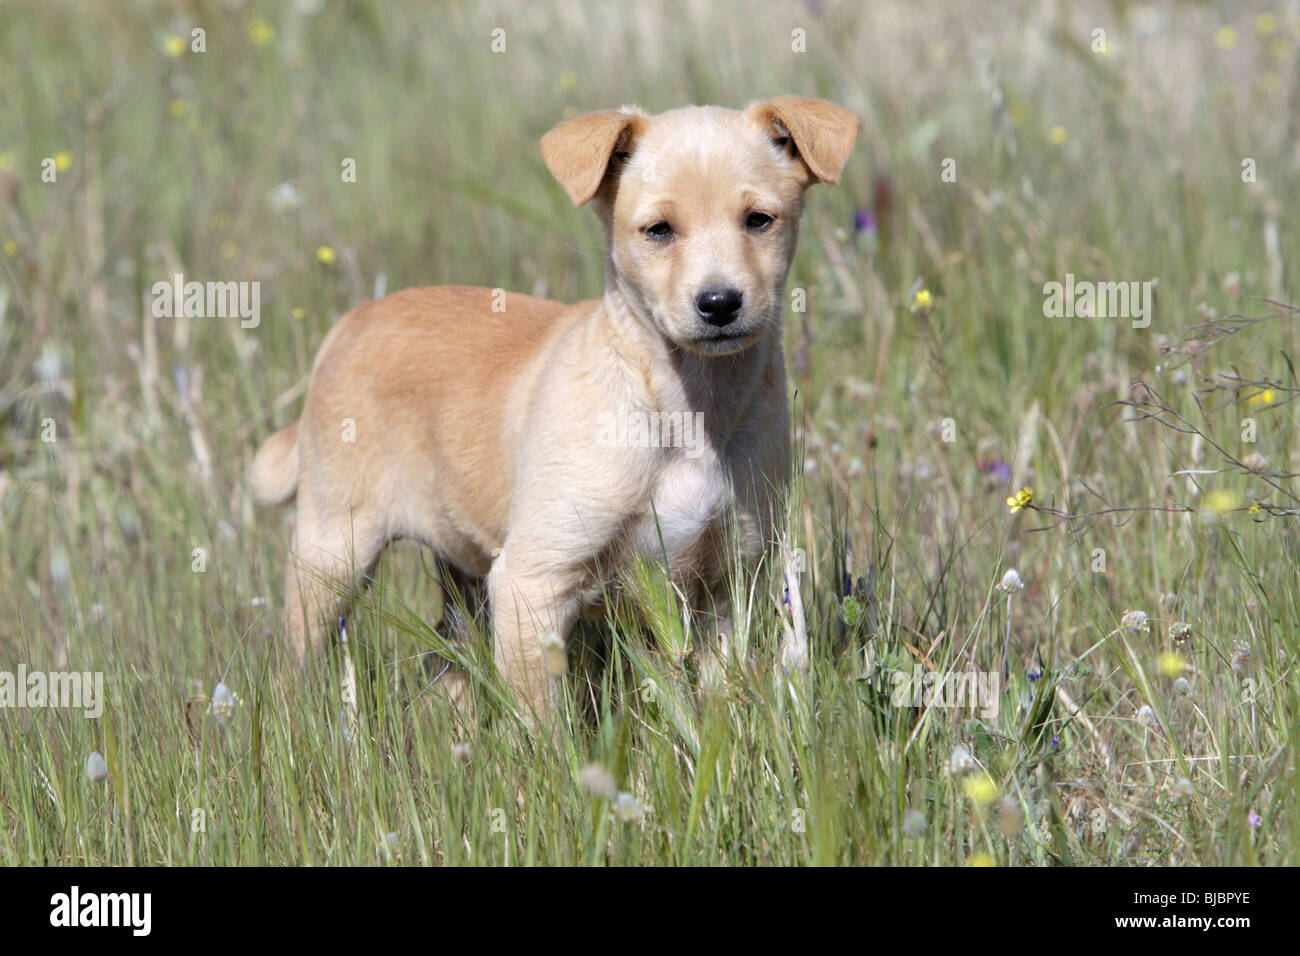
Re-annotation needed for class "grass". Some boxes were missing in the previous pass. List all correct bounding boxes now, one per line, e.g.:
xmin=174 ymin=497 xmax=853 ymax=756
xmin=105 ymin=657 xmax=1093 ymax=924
xmin=1 ymin=0 xmax=1298 ymax=865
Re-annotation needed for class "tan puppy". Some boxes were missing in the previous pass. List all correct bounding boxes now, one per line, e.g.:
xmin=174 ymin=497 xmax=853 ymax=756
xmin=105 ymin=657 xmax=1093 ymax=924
xmin=251 ymin=97 xmax=859 ymax=721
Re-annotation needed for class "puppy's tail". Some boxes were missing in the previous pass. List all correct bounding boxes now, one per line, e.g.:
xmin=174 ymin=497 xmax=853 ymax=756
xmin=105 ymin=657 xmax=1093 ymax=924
xmin=250 ymin=424 xmax=300 ymax=506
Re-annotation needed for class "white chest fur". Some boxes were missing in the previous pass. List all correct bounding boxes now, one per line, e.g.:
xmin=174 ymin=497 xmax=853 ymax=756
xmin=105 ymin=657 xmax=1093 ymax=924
xmin=633 ymin=450 xmax=733 ymax=568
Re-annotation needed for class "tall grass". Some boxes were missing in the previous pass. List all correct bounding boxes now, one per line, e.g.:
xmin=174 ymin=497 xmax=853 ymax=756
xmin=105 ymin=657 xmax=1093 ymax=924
xmin=1 ymin=0 xmax=1297 ymax=864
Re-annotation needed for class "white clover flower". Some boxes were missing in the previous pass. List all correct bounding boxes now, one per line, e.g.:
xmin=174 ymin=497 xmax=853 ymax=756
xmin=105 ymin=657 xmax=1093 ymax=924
xmin=1120 ymin=609 xmax=1149 ymax=633
xmin=34 ymin=344 xmax=64 ymax=388
xmin=49 ymin=547 xmax=70 ymax=588
xmin=578 ymin=763 xmax=618 ymax=801
xmin=902 ymin=808 xmax=927 ymax=837
xmin=268 ymin=182 xmax=302 ymax=212
xmin=949 ymin=744 xmax=976 ymax=775
xmin=86 ymin=752 xmax=108 ymax=783
xmin=1136 ymin=704 xmax=1157 ymax=728
xmin=451 ymin=742 xmax=472 ymax=763
xmin=996 ymin=568 xmax=1024 ymax=592
xmin=210 ymin=682 xmax=236 ymax=726
xmin=614 ymin=792 xmax=647 ymax=822
xmin=1173 ymin=677 xmax=1192 ymax=697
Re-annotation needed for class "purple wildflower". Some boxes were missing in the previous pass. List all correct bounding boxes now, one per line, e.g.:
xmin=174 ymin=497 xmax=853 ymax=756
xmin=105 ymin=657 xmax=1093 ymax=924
xmin=979 ymin=458 xmax=1012 ymax=486
xmin=853 ymin=206 xmax=877 ymax=236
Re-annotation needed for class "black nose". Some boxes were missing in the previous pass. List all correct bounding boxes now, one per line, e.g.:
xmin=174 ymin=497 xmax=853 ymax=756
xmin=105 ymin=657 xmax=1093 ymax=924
xmin=695 ymin=286 xmax=743 ymax=326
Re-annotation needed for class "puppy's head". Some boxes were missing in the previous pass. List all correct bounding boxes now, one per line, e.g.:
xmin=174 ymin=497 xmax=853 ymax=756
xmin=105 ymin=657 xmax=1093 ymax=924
xmin=541 ymin=97 xmax=860 ymax=356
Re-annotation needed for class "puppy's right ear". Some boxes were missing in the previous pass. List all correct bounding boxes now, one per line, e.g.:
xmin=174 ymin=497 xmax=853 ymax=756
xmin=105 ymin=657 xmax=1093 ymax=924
xmin=540 ymin=108 xmax=648 ymax=207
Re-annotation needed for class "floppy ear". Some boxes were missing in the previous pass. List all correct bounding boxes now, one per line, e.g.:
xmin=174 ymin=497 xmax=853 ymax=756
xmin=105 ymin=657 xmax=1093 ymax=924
xmin=746 ymin=96 xmax=861 ymax=186
xmin=539 ymin=108 xmax=649 ymax=207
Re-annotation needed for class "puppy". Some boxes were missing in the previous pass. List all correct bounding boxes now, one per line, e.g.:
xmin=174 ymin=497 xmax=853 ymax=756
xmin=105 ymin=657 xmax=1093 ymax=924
xmin=251 ymin=97 xmax=859 ymax=722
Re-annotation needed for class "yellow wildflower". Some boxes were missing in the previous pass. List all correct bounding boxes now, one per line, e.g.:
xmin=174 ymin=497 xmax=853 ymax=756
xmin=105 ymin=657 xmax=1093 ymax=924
xmin=249 ymin=18 xmax=275 ymax=46
xmin=1006 ymin=486 xmax=1033 ymax=514
xmin=1158 ymin=652 xmax=1185 ymax=679
xmin=963 ymin=774 xmax=998 ymax=806
xmin=1205 ymin=489 xmax=1241 ymax=514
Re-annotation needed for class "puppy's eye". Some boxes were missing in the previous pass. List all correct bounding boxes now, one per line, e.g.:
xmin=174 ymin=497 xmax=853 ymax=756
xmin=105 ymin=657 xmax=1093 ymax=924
xmin=643 ymin=221 xmax=674 ymax=240
xmin=746 ymin=212 xmax=775 ymax=232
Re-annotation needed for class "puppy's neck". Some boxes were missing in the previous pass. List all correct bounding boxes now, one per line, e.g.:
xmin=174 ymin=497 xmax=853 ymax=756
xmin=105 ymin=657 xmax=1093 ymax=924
xmin=597 ymin=287 xmax=783 ymax=449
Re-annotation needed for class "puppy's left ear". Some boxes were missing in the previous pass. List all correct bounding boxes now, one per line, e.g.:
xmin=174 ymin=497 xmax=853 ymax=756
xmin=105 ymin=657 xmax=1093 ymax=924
xmin=540 ymin=108 xmax=649 ymax=207
xmin=746 ymin=96 xmax=861 ymax=186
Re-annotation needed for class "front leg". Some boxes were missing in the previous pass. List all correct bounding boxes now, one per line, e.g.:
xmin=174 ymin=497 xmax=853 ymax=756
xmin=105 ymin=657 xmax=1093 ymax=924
xmin=693 ymin=580 xmax=737 ymax=690
xmin=492 ymin=376 xmax=656 ymax=725
xmin=487 ymin=558 xmax=584 ymax=727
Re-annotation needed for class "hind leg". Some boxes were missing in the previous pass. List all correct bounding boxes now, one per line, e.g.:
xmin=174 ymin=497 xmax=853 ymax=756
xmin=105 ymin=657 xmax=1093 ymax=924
xmin=283 ymin=493 xmax=386 ymax=662
xmin=425 ymin=564 xmax=485 ymax=719
xmin=439 ymin=564 xmax=487 ymax=642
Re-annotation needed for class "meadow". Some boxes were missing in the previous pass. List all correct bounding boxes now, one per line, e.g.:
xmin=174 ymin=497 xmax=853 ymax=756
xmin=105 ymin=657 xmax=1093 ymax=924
xmin=1 ymin=0 xmax=1297 ymax=865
